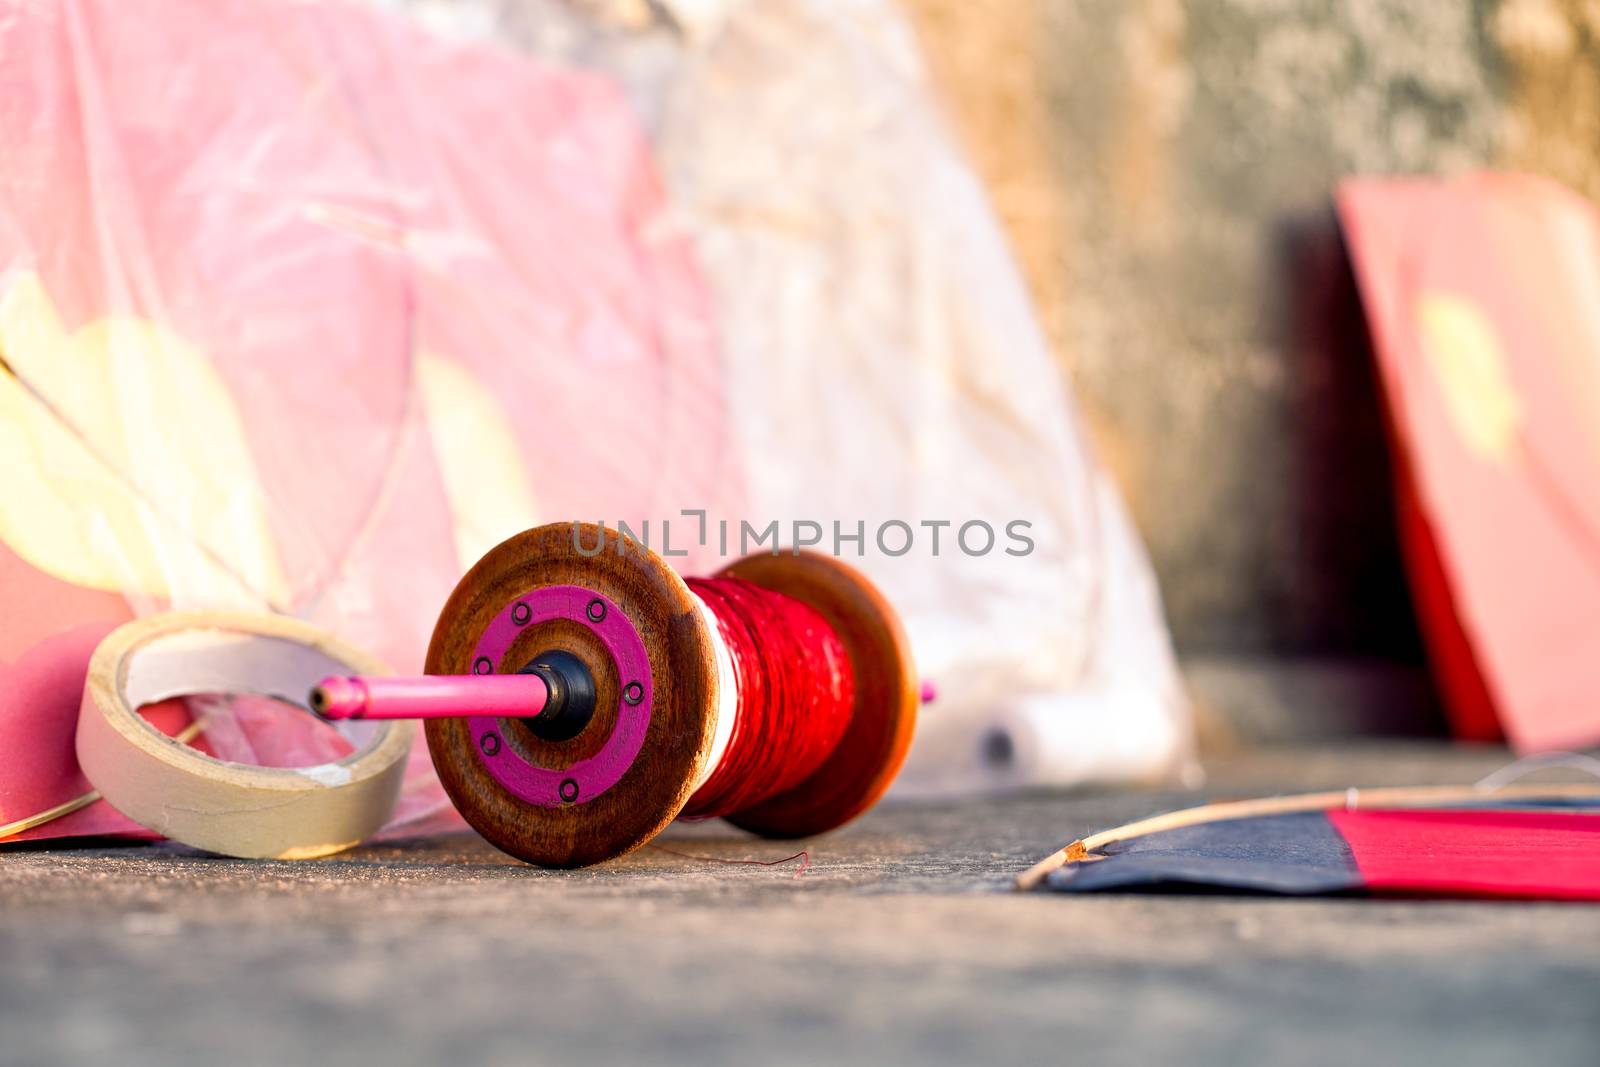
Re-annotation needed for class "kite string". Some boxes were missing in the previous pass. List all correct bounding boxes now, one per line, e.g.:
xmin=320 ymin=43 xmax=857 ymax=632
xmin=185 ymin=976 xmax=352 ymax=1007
xmin=679 ymin=576 xmax=854 ymax=820
xmin=1473 ymin=750 xmax=1600 ymax=792
xmin=0 ymin=718 xmax=207 ymax=840
xmin=647 ymin=843 xmax=811 ymax=877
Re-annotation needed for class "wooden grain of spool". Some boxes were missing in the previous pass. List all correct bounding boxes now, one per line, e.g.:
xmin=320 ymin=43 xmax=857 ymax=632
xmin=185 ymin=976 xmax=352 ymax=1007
xmin=422 ymin=522 xmax=917 ymax=868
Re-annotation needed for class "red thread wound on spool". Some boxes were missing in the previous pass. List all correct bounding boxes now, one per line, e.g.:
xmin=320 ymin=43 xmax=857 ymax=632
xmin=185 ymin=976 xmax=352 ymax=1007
xmin=680 ymin=577 xmax=854 ymax=819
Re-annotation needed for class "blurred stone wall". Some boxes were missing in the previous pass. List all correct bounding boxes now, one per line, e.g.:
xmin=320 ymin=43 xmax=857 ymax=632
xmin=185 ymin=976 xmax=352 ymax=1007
xmin=902 ymin=0 xmax=1600 ymax=655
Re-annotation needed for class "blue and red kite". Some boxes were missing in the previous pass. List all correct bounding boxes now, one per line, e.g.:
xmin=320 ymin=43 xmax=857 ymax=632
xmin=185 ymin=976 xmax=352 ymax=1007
xmin=1022 ymin=788 xmax=1600 ymax=900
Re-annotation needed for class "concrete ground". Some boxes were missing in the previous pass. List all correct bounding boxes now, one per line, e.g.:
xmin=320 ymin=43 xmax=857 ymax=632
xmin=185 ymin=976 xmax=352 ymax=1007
xmin=3 ymin=741 xmax=1597 ymax=1066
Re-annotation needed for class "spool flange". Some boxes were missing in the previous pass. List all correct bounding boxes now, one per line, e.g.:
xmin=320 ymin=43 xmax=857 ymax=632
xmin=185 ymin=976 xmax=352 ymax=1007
xmin=716 ymin=551 xmax=917 ymax=839
xmin=425 ymin=523 xmax=717 ymax=868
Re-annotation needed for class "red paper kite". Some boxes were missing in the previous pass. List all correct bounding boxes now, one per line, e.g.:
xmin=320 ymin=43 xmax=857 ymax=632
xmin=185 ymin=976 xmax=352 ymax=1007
xmin=1340 ymin=174 xmax=1600 ymax=751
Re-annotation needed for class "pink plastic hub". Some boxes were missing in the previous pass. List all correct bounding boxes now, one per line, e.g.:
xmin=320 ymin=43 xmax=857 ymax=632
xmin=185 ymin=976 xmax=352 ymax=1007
xmin=467 ymin=585 xmax=652 ymax=809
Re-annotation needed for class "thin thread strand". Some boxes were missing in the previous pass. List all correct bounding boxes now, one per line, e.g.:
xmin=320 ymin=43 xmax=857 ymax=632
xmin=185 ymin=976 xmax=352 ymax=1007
xmin=648 ymin=843 xmax=811 ymax=876
xmin=0 ymin=718 xmax=207 ymax=840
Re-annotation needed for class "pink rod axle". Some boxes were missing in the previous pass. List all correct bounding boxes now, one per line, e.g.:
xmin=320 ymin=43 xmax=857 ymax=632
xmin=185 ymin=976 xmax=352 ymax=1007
xmin=310 ymin=674 xmax=548 ymax=721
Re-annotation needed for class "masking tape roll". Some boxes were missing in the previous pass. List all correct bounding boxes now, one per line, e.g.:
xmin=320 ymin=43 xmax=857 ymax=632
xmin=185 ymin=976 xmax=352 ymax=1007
xmin=76 ymin=613 xmax=414 ymax=860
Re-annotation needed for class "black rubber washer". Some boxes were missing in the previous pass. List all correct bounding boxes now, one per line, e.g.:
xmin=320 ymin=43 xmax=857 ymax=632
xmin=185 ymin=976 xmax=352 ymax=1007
xmin=518 ymin=649 xmax=598 ymax=742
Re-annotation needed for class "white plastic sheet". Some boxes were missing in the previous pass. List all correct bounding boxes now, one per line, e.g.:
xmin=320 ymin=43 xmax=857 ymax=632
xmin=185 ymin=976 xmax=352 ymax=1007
xmin=390 ymin=0 xmax=1195 ymax=793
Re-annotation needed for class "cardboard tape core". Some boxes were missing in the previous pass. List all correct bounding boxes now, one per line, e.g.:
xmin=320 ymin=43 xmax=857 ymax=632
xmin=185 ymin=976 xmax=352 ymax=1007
xmin=77 ymin=613 xmax=414 ymax=859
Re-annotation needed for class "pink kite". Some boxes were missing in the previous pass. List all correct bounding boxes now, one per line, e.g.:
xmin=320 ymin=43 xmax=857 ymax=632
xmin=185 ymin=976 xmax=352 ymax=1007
xmin=0 ymin=0 xmax=734 ymax=842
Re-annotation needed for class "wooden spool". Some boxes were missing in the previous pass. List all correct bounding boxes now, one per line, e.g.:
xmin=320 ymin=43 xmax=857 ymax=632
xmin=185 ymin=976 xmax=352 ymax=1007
xmin=424 ymin=522 xmax=917 ymax=868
